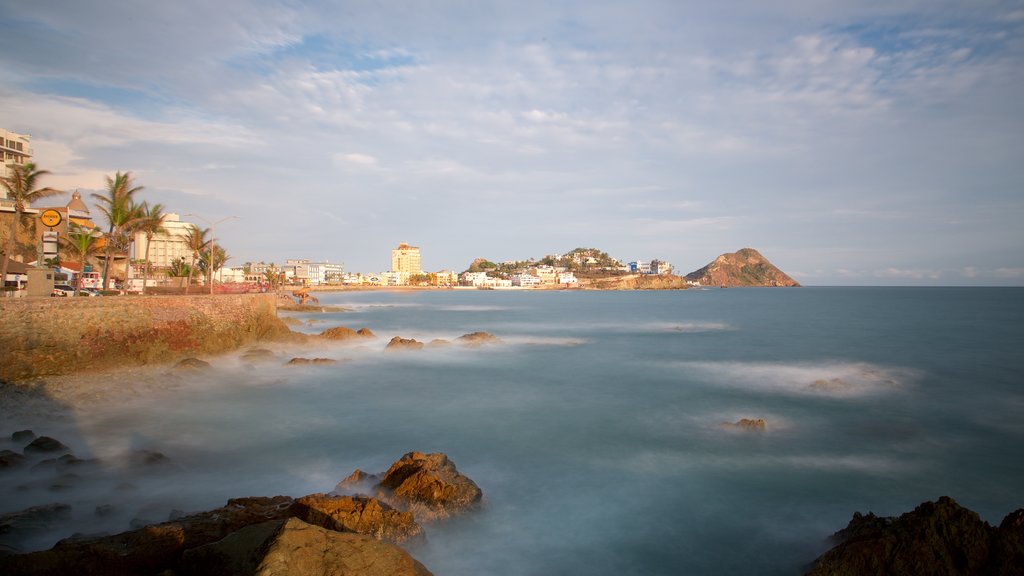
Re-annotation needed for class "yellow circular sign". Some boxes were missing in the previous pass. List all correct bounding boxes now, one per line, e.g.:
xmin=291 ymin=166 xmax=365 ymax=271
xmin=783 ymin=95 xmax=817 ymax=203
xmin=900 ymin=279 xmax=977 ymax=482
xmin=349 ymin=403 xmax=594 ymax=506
xmin=40 ymin=209 xmax=63 ymax=228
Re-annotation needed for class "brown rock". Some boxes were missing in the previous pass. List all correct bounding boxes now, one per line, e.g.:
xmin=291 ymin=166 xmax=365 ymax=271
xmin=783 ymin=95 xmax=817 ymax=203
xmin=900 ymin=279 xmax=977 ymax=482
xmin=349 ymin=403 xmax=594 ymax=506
xmin=722 ymin=418 xmax=766 ymax=431
xmin=0 ymin=503 xmax=72 ymax=547
xmin=335 ymin=469 xmax=382 ymax=493
xmin=11 ymin=430 xmax=36 ymax=444
xmin=0 ymin=496 xmax=294 ymax=576
xmin=385 ymin=337 xmax=424 ymax=351
xmin=810 ymin=378 xmax=852 ymax=392
xmin=286 ymin=357 xmax=338 ymax=365
xmin=376 ymin=452 xmax=482 ymax=520
xmin=804 ymin=496 xmax=1010 ymax=576
xmin=320 ymin=326 xmax=376 ymax=341
xmin=427 ymin=339 xmax=452 ymax=348
xmin=180 ymin=517 xmax=433 ymax=576
xmin=290 ymin=494 xmax=423 ymax=543
xmin=172 ymin=357 xmax=212 ymax=371
xmin=456 ymin=332 xmax=501 ymax=346
xmin=0 ymin=450 xmax=26 ymax=469
xmin=685 ymin=248 xmax=800 ymax=287
xmin=241 ymin=348 xmax=277 ymax=363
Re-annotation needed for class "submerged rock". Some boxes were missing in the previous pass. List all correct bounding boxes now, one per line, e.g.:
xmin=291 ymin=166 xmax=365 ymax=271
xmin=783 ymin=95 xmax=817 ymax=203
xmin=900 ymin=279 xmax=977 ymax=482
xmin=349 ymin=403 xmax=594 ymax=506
xmin=286 ymin=357 xmax=338 ymax=365
xmin=722 ymin=418 xmax=767 ymax=431
xmin=805 ymin=496 xmax=1024 ymax=576
xmin=810 ymin=378 xmax=852 ymax=392
xmin=172 ymin=357 xmax=212 ymax=371
xmin=0 ymin=503 xmax=72 ymax=545
xmin=23 ymin=437 xmax=68 ymax=455
xmin=241 ymin=348 xmax=277 ymax=363
xmin=385 ymin=337 xmax=425 ymax=351
xmin=427 ymin=339 xmax=452 ymax=348
xmin=457 ymin=331 xmax=501 ymax=346
xmin=11 ymin=430 xmax=36 ymax=444
xmin=320 ymin=326 xmax=376 ymax=341
xmin=0 ymin=450 xmax=26 ymax=469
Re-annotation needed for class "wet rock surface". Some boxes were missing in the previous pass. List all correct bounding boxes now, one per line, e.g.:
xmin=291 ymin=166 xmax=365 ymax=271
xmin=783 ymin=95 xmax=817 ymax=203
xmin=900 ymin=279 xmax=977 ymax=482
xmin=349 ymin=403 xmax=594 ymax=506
xmin=456 ymin=331 xmax=501 ymax=346
xmin=385 ymin=337 xmax=425 ymax=351
xmin=805 ymin=496 xmax=1024 ymax=576
xmin=291 ymin=494 xmax=423 ymax=544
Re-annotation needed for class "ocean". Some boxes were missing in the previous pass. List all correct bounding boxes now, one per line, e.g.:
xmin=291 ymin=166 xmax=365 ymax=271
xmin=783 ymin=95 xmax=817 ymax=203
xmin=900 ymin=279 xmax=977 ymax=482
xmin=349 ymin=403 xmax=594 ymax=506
xmin=2 ymin=287 xmax=1023 ymax=574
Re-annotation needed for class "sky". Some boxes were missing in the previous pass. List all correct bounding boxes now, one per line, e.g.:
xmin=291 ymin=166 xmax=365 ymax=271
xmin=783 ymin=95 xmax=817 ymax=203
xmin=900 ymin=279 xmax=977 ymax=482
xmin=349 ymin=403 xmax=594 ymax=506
xmin=1 ymin=1 xmax=1022 ymax=285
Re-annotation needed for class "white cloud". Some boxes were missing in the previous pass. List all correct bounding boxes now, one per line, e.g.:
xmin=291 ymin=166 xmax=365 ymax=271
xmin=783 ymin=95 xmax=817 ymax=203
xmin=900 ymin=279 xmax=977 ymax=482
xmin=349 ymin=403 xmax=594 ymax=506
xmin=333 ymin=153 xmax=378 ymax=166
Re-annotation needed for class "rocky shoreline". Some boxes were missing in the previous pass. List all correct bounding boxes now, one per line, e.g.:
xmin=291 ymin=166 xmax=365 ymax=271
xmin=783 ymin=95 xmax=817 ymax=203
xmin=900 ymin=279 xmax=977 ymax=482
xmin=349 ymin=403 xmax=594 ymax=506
xmin=1 ymin=443 xmax=480 ymax=576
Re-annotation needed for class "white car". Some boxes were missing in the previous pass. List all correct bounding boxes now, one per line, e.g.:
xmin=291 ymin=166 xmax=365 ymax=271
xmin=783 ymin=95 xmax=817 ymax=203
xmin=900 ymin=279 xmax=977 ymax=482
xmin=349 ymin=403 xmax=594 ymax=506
xmin=51 ymin=284 xmax=76 ymax=297
xmin=79 ymin=287 xmax=103 ymax=297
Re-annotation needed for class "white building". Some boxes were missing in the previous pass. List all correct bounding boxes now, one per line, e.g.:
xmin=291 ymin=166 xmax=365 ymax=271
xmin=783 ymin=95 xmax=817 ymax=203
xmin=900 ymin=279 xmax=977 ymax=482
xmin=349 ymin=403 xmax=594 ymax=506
xmin=511 ymin=273 xmax=541 ymax=287
xmin=558 ymin=272 xmax=578 ymax=284
xmin=133 ymin=213 xmax=201 ymax=271
xmin=1 ymin=129 xmax=33 ymax=192
xmin=461 ymin=271 xmax=491 ymax=287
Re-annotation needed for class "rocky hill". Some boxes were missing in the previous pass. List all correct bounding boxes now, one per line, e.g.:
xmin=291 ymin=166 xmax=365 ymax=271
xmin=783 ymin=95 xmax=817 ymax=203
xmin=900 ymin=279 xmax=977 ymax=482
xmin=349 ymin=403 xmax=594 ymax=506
xmin=685 ymin=248 xmax=799 ymax=287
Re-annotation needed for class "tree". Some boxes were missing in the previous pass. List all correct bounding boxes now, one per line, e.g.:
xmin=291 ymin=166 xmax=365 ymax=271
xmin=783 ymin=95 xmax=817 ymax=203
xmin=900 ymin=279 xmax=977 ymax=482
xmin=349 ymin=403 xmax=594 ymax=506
xmin=1 ymin=163 xmax=64 ymax=287
xmin=134 ymin=202 xmax=166 ymax=294
xmin=91 ymin=172 xmax=143 ymax=290
xmin=60 ymin=223 xmax=101 ymax=295
xmin=183 ymin=225 xmax=209 ymax=295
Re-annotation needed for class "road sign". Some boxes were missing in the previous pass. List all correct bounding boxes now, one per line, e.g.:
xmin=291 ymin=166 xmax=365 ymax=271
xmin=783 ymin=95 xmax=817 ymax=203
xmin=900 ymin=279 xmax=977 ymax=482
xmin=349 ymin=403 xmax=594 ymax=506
xmin=40 ymin=209 xmax=63 ymax=228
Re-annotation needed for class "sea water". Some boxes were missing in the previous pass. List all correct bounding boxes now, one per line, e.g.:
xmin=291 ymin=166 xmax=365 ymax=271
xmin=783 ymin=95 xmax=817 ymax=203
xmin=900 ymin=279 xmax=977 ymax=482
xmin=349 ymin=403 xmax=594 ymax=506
xmin=2 ymin=287 xmax=1023 ymax=574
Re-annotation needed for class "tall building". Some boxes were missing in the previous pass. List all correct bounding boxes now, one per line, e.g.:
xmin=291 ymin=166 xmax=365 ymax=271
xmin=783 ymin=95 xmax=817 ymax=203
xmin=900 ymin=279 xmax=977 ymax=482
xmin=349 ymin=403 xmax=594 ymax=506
xmin=1 ymin=129 xmax=34 ymax=199
xmin=132 ymin=213 xmax=200 ymax=270
xmin=391 ymin=243 xmax=422 ymax=275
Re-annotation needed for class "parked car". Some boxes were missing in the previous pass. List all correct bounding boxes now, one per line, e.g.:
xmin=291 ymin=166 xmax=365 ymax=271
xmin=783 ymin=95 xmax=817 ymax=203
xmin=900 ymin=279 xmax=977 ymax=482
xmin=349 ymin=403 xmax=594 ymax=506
xmin=51 ymin=284 xmax=76 ymax=297
xmin=78 ymin=287 xmax=103 ymax=297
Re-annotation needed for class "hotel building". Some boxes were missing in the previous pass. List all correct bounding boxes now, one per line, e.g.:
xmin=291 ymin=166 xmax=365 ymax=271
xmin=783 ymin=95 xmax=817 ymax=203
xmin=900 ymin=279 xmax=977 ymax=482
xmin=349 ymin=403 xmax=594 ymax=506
xmin=391 ymin=243 xmax=422 ymax=276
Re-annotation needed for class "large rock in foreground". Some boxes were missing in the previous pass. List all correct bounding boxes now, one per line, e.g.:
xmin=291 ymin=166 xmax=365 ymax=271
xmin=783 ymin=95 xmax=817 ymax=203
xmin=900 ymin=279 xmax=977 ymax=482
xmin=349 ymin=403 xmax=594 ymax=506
xmin=685 ymin=248 xmax=799 ymax=287
xmin=336 ymin=452 xmax=483 ymax=521
xmin=290 ymin=494 xmax=423 ymax=544
xmin=805 ymin=496 xmax=1024 ymax=576
xmin=180 ymin=517 xmax=432 ymax=576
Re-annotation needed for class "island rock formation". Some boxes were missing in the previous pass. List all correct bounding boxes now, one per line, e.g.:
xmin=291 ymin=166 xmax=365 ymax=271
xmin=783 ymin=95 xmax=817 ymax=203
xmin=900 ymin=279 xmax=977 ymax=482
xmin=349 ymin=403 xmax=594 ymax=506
xmin=685 ymin=248 xmax=799 ymax=287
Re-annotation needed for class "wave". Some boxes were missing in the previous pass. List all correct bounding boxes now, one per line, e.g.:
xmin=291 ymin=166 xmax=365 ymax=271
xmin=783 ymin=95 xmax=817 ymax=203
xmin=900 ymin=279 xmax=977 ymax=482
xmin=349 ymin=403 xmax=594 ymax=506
xmin=674 ymin=360 xmax=916 ymax=397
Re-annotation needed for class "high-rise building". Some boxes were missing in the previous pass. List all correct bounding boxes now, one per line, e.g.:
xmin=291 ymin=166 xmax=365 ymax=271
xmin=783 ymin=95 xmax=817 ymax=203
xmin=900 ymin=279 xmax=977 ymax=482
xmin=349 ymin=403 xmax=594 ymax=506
xmin=391 ymin=243 xmax=422 ymax=275
xmin=1 ymin=129 xmax=34 ymax=199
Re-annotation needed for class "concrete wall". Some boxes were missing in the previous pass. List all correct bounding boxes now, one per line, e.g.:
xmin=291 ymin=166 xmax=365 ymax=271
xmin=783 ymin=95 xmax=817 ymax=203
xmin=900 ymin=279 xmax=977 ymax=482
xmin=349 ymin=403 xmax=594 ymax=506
xmin=0 ymin=294 xmax=289 ymax=381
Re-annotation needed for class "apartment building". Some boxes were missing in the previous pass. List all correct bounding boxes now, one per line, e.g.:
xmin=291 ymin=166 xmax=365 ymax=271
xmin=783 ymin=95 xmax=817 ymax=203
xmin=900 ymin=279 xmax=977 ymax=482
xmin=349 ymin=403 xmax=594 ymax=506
xmin=391 ymin=243 xmax=422 ymax=276
xmin=132 ymin=213 xmax=200 ymax=270
xmin=1 ymin=129 xmax=33 ymax=194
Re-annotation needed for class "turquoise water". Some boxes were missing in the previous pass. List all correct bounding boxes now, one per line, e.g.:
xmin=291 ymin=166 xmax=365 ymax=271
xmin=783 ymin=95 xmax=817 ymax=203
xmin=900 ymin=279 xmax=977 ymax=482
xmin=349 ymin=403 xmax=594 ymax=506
xmin=3 ymin=287 xmax=1023 ymax=574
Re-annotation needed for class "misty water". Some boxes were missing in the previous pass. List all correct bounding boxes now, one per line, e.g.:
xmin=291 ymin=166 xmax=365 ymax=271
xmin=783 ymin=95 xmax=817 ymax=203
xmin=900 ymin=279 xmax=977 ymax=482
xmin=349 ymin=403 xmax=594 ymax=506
xmin=3 ymin=287 xmax=1023 ymax=574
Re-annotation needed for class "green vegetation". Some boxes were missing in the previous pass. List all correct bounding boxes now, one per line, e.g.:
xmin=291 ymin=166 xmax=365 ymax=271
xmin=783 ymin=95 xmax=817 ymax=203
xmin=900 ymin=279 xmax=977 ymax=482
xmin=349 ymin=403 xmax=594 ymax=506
xmin=1 ymin=163 xmax=63 ymax=285
xmin=463 ymin=247 xmax=627 ymax=278
xmin=60 ymin=223 xmax=102 ymax=295
xmin=91 ymin=171 xmax=144 ymax=290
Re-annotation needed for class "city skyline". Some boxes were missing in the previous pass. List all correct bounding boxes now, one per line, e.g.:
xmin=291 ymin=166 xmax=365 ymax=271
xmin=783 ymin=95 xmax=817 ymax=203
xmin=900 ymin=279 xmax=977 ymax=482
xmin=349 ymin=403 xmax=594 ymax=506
xmin=1 ymin=2 xmax=1022 ymax=285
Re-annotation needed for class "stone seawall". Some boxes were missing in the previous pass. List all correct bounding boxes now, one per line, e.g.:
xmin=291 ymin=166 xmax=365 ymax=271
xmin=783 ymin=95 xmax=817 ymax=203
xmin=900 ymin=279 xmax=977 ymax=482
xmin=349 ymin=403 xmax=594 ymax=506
xmin=0 ymin=294 xmax=291 ymax=381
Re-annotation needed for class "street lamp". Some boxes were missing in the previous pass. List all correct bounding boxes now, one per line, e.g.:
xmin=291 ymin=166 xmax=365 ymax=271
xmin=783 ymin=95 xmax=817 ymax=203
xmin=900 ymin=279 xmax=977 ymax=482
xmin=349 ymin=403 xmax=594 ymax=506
xmin=186 ymin=214 xmax=239 ymax=295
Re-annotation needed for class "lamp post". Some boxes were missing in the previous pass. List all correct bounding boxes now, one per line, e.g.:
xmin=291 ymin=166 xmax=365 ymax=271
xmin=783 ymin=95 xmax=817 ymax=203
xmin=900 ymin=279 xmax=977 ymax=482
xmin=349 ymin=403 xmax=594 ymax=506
xmin=186 ymin=214 xmax=238 ymax=295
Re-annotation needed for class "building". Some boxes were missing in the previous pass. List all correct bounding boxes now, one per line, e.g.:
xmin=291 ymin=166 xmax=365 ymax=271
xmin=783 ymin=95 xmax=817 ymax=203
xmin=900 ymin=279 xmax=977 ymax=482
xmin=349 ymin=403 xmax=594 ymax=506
xmin=132 ymin=213 xmax=201 ymax=271
xmin=558 ymin=272 xmax=578 ymax=285
xmin=511 ymin=273 xmax=541 ymax=287
xmin=461 ymin=271 xmax=490 ymax=287
xmin=1 ymin=129 xmax=33 ymax=192
xmin=391 ymin=243 xmax=422 ymax=276
xmin=530 ymin=265 xmax=558 ymax=284
xmin=651 ymin=259 xmax=673 ymax=275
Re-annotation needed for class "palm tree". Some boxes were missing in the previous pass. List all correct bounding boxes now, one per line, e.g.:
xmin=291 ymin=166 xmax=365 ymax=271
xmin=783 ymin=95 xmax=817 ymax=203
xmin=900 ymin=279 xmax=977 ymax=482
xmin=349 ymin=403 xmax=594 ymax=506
xmin=91 ymin=171 xmax=143 ymax=290
xmin=200 ymin=244 xmax=230 ymax=286
xmin=134 ymin=202 xmax=166 ymax=294
xmin=183 ymin=225 xmax=209 ymax=295
xmin=60 ymin=223 xmax=101 ymax=295
xmin=1 ymin=163 xmax=64 ymax=288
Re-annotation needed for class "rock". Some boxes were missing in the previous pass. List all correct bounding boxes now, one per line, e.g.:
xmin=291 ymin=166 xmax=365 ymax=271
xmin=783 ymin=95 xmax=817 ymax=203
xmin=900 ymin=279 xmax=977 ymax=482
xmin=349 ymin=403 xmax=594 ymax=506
xmin=23 ymin=437 xmax=68 ymax=454
xmin=320 ymin=326 xmax=376 ymax=341
xmin=0 ymin=496 xmax=295 ymax=576
xmin=427 ymin=339 xmax=452 ymax=348
xmin=11 ymin=430 xmax=35 ymax=443
xmin=0 ymin=503 xmax=72 ymax=543
xmin=280 ymin=316 xmax=302 ymax=326
xmin=179 ymin=517 xmax=433 ymax=576
xmin=128 ymin=449 xmax=169 ymax=467
xmin=172 ymin=357 xmax=212 ymax=371
xmin=810 ymin=378 xmax=852 ymax=392
xmin=286 ymin=357 xmax=338 ymax=365
xmin=290 ymin=494 xmax=423 ymax=543
xmin=685 ymin=247 xmax=800 ymax=287
xmin=804 ymin=496 xmax=1023 ymax=576
xmin=385 ymin=337 xmax=424 ymax=351
xmin=376 ymin=452 xmax=483 ymax=520
xmin=0 ymin=450 xmax=26 ymax=469
xmin=722 ymin=418 xmax=766 ymax=431
xmin=94 ymin=505 xmax=115 ymax=518
xmin=241 ymin=348 xmax=277 ymax=363
xmin=335 ymin=469 xmax=381 ymax=494
xmin=457 ymin=331 xmax=501 ymax=346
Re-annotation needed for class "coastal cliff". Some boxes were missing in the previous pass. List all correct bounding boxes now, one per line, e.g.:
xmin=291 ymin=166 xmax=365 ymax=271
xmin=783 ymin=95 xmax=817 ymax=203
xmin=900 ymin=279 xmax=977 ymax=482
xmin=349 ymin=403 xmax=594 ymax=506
xmin=685 ymin=248 xmax=799 ymax=287
xmin=0 ymin=294 xmax=293 ymax=381
xmin=579 ymin=274 xmax=687 ymax=290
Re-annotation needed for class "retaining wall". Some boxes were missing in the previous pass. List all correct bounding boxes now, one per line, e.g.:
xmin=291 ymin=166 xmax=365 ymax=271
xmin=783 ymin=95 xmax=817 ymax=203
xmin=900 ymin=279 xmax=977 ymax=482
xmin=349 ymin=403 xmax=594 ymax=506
xmin=0 ymin=294 xmax=289 ymax=381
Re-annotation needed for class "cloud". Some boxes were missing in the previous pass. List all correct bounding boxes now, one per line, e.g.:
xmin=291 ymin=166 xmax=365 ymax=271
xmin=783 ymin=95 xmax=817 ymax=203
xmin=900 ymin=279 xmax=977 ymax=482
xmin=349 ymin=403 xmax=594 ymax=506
xmin=333 ymin=153 xmax=378 ymax=167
